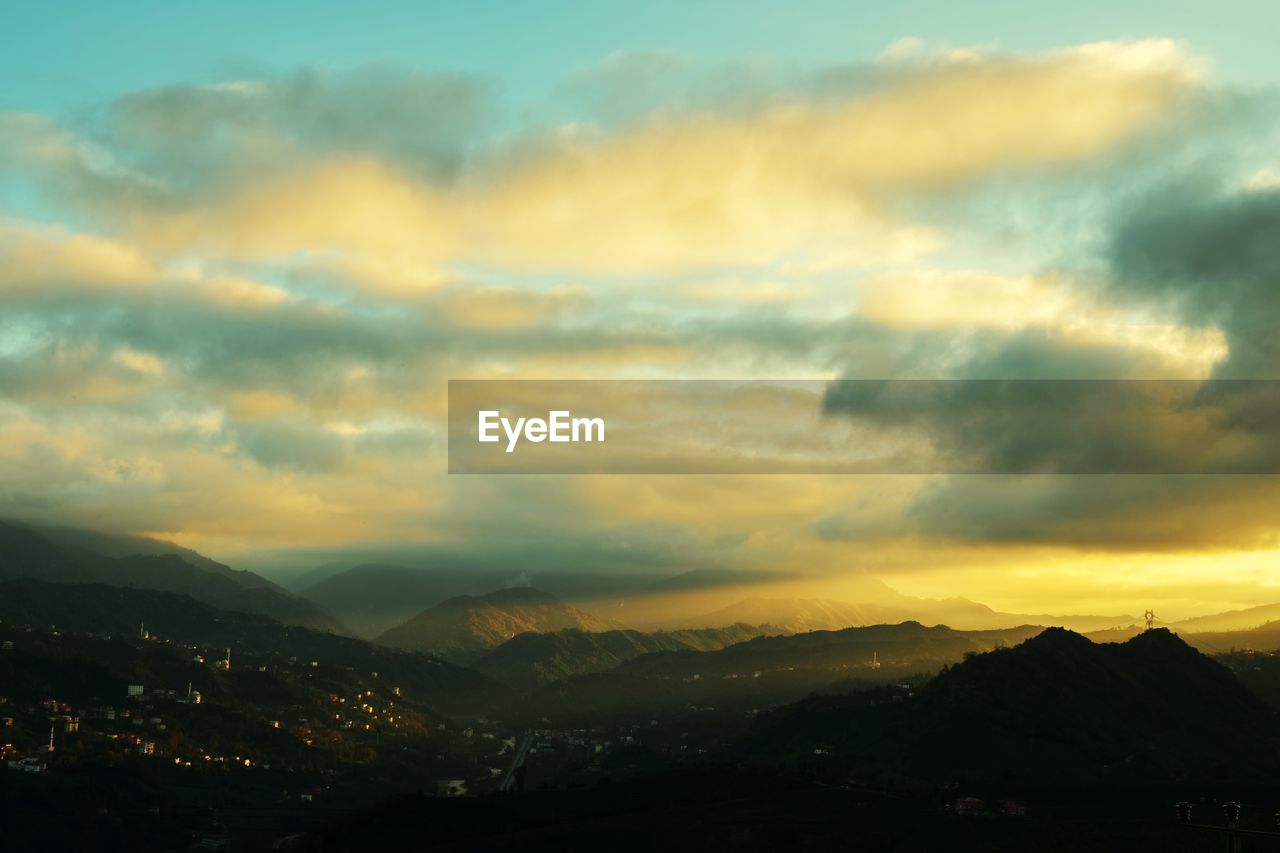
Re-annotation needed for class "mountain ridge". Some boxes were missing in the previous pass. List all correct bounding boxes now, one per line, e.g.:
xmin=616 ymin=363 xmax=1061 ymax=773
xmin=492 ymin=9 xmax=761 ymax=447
xmin=375 ymin=587 xmax=621 ymax=663
xmin=0 ymin=519 xmax=346 ymax=634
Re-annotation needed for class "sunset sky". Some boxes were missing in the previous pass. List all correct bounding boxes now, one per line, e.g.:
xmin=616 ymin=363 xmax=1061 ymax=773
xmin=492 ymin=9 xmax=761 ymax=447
xmin=3 ymin=2 xmax=1280 ymax=618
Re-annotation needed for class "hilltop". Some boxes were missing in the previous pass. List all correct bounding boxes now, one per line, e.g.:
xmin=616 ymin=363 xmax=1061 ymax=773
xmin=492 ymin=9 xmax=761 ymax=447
xmin=375 ymin=587 xmax=620 ymax=663
xmin=472 ymin=623 xmax=770 ymax=690
xmin=0 ymin=519 xmax=344 ymax=633
xmin=751 ymin=628 xmax=1280 ymax=783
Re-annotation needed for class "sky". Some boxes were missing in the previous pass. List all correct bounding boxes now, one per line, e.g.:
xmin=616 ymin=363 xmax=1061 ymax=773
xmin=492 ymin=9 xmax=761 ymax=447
xmin=3 ymin=2 xmax=1280 ymax=618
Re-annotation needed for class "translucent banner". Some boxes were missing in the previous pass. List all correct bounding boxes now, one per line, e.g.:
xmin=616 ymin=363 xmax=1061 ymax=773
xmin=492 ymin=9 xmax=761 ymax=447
xmin=447 ymin=379 xmax=1280 ymax=474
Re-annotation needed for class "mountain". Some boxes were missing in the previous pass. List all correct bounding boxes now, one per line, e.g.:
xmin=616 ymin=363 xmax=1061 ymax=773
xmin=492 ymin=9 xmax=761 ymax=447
xmin=472 ymin=623 xmax=770 ymax=690
xmin=30 ymin=522 xmax=283 ymax=591
xmin=375 ymin=587 xmax=621 ymax=663
xmin=686 ymin=595 xmax=1131 ymax=634
xmin=0 ymin=578 xmax=507 ymax=715
xmin=1172 ymin=602 xmax=1280 ymax=634
xmin=1179 ymin=619 xmax=1280 ymax=655
xmin=0 ymin=519 xmax=345 ymax=633
xmin=751 ymin=628 xmax=1280 ymax=783
xmin=518 ymin=621 xmax=1044 ymax=723
xmin=910 ymin=597 xmax=1136 ymax=632
xmin=304 ymin=564 xmax=717 ymax=638
xmin=618 ymin=620 xmax=1044 ymax=680
xmin=301 ymin=564 xmax=522 ymax=637
xmin=1086 ymin=618 xmax=1280 ymax=654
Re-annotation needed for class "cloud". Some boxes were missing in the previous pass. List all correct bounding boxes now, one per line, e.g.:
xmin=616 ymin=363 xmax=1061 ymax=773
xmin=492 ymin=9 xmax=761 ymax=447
xmin=1110 ymin=185 xmax=1280 ymax=377
xmin=3 ymin=40 xmax=1206 ymax=281
xmin=107 ymin=67 xmax=497 ymax=185
xmin=2 ymin=36 xmax=1275 ymax=609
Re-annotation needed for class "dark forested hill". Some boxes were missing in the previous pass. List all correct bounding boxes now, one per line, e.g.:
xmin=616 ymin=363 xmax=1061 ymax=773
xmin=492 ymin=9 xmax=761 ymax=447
xmin=0 ymin=520 xmax=344 ymax=633
xmin=473 ymin=623 xmax=770 ymax=690
xmin=750 ymin=628 xmax=1280 ymax=784
xmin=0 ymin=579 xmax=507 ymax=715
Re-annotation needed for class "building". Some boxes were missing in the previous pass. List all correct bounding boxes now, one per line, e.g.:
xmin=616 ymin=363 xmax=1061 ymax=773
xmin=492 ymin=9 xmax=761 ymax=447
xmin=127 ymin=684 xmax=144 ymax=698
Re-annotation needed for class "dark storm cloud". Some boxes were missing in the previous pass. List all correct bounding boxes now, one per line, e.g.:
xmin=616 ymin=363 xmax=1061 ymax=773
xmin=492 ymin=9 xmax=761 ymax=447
xmin=822 ymin=379 xmax=1280 ymax=475
xmin=817 ymin=179 xmax=1280 ymax=549
xmin=1110 ymin=185 xmax=1280 ymax=377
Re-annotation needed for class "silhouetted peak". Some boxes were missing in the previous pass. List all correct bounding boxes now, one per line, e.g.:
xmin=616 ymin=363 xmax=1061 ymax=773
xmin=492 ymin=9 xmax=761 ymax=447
xmin=1020 ymin=625 xmax=1092 ymax=650
xmin=1120 ymin=626 xmax=1200 ymax=659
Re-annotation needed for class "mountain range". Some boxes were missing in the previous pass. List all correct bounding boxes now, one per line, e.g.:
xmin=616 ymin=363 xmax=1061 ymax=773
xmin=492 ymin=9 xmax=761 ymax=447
xmin=687 ymin=595 xmax=1134 ymax=634
xmin=515 ymin=621 xmax=1046 ymax=723
xmin=0 ymin=578 xmax=508 ymax=715
xmin=375 ymin=587 xmax=620 ymax=663
xmin=472 ymin=623 xmax=770 ymax=690
xmin=0 ymin=519 xmax=345 ymax=633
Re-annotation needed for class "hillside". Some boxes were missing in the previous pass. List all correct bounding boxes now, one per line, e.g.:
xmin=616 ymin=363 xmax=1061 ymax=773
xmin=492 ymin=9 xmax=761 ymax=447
xmin=31 ymin=522 xmax=283 ymax=591
xmin=0 ymin=520 xmax=345 ymax=633
xmin=473 ymin=623 xmax=770 ymax=690
xmin=301 ymin=564 xmax=525 ymax=637
xmin=751 ymin=628 xmax=1280 ymax=783
xmin=375 ymin=587 xmax=621 ymax=663
xmin=618 ymin=621 xmax=1045 ymax=680
xmin=0 ymin=579 xmax=508 ymax=715
xmin=1180 ymin=620 xmax=1280 ymax=655
xmin=1173 ymin=602 xmax=1280 ymax=634
xmin=517 ymin=621 xmax=1043 ymax=723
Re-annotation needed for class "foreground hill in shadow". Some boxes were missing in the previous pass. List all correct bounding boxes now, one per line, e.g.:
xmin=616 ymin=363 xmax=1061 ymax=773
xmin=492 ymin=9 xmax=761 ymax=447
xmin=289 ymin=627 xmax=1280 ymax=853
xmin=751 ymin=627 xmax=1280 ymax=784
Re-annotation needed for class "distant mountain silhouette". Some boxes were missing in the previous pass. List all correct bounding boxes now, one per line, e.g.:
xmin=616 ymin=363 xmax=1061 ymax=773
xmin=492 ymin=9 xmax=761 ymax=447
xmin=1180 ymin=619 xmax=1280 ymax=655
xmin=1172 ymin=602 xmax=1280 ymax=634
xmin=1087 ymin=617 xmax=1280 ymax=654
xmin=472 ymin=623 xmax=770 ymax=690
xmin=688 ymin=597 xmax=902 ymax=633
xmin=617 ymin=620 xmax=1045 ymax=681
xmin=0 ymin=520 xmax=345 ymax=633
xmin=375 ymin=587 xmax=620 ymax=663
xmin=301 ymin=563 xmax=523 ymax=637
xmin=689 ymin=595 xmax=1134 ymax=634
xmin=0 ymin=578 xmax=507 ymax=715
xmin=517 ymin=621 xmax=1043 ymax=723
xmin=752 ymin=628 xmax=1280 ymax=783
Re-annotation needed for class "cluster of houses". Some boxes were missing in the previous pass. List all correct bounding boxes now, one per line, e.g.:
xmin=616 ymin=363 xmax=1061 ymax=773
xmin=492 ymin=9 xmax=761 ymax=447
xmin=1 ymin=680 xmax=206 ymax=775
